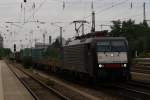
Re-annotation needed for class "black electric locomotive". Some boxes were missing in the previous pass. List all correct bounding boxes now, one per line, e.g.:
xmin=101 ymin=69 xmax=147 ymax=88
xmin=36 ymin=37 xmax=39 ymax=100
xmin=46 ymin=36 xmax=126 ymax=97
xmin=61 ymin=37 xmax=130 ymax=80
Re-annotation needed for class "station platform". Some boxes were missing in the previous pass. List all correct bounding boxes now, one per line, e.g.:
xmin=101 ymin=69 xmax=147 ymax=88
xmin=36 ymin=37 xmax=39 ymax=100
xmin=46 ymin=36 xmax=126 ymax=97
xmin=0 ymin=60 xmax=34 ymax=100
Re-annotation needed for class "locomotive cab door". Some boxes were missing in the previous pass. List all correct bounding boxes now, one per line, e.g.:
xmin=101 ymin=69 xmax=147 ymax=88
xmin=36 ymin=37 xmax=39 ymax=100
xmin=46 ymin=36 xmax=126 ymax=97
xmin=86 ymin=42 xmax=98 ymax=78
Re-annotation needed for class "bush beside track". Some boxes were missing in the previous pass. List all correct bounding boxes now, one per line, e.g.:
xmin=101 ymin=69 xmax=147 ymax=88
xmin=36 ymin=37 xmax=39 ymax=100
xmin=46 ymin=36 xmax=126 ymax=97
xmin=0 ymin=48 xmax=11 ymax=59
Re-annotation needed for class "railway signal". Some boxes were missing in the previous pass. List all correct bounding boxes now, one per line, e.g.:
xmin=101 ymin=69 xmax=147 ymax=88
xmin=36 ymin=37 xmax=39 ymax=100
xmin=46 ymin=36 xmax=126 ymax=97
xmin=14 ymin=44 xmax=16 ymax=52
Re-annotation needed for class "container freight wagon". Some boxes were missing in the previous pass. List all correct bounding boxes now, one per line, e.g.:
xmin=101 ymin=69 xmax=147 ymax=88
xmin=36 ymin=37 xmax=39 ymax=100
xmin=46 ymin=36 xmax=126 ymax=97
xmin=31 ymin=48 xmax=44 ymax=61
xmin=31 ymin=48 xmax=44 ymax=67
xmin=20 ymin=48 xmax=32 ymax=66
xmin=20 ymin=48 xmax=32 ymax=58
xmin=31 ymin=47 xmax=61 ymax=71
xmin=61 ymin=37 xmax=130 ymax=80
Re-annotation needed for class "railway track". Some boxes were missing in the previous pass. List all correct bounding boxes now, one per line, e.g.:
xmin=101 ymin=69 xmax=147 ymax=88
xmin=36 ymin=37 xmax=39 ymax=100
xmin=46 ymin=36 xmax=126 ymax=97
xmin=110 ymin=81 xmax=150 ymax=100
xmin=132 ymin=69 xmax=150 ymax=74
xmin=6 ymin=62 xmax=70 ymax=100
xmin=132 ymin=58 xmax=150 ymax=74
xmin=131 ymin=65 xmax=150 ymax=74
xmin=7 ymin=60 xmax=150 ymax=100
xmin=23 ymin=67 xmax=150 ymax=100
xmin=127 ymin=80 xmax=150 ymax=89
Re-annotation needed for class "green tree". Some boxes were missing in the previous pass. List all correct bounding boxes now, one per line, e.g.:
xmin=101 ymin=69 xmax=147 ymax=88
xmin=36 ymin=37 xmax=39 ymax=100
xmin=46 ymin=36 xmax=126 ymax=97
xmin=52 ymin=38 xmax=61 ymax=48
xmin=110 ymin=20 xmax=122 ymax=36
xmin=0 ymin=48 xmax=11 ymax=58
xmin=110 ymin=19 xmax=150 ymax=57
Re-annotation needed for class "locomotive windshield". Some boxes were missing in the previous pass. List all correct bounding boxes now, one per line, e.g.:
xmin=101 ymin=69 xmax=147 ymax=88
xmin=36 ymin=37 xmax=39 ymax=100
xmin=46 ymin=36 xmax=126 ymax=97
xmin=96 ymin=40 xmax=127 ymax=52
xmin=111 ymin=40 xmax=127 ymax=52
xmin=96 ymin=41 xmax=111 ymax=52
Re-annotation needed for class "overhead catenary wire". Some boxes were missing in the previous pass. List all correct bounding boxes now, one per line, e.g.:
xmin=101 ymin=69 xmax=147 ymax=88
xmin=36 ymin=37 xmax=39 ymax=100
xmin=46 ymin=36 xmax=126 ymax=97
xmin=2 ymin=0 xmax=150 ymax=49
xmin=58 ymin=0 xmax=129 ymax=33
xmin=10 ymin=0 xmax=144 ymax=28
xmin=82 ymin=0 xmax=129 ymax=20
xmin=25 ymin=0 xmax=47 ymax=23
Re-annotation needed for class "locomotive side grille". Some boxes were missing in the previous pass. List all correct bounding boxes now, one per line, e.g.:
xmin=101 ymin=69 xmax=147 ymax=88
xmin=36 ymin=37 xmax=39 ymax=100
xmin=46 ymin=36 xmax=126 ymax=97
xmin=63 ymin=44 xmax=88 ymax=73
xmin=64 ymin=45 xmax=84 ymax=63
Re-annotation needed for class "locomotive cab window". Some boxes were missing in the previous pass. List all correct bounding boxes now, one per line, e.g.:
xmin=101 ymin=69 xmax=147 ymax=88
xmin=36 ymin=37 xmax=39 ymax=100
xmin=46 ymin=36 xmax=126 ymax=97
xmin=111 ymin=40 xmax=127 ymax=52
xmin=96 ymin=40 xmax=127 ymax=52
xmin=96 ymin=41 xmax=111 ymax=52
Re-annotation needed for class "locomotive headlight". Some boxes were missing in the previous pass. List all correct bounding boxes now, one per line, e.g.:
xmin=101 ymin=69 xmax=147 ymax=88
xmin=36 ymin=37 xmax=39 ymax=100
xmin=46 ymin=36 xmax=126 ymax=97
xmin=99 ymin=64 xmax=103 ymax=68
xmin=123 ymin=64 xmax=127 ymax=68
xmin=111 ymin=54 xmax=114 ymax=57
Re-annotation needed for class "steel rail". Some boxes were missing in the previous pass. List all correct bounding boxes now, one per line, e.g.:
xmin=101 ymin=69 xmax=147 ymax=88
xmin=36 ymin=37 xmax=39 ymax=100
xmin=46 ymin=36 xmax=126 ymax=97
xmin=6 ymin=62 xmax=70 ymax=100
xmin=6 ymin=62 xmax=40 ymax=100
xmin=111 ymin=82 xmax=150 ymax=100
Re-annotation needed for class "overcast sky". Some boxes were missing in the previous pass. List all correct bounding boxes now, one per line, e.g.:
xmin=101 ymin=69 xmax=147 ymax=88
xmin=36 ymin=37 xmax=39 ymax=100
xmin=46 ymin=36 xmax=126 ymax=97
xmin=0 ymin=0 xmax=150 ymax=51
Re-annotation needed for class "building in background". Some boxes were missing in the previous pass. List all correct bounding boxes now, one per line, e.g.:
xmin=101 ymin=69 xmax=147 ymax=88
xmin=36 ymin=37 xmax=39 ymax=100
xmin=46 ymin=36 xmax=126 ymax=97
xmin=35 ymin=42 xmax=49 ymax=49
xmin=0 ymin=34 xmax=3 ymax=48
